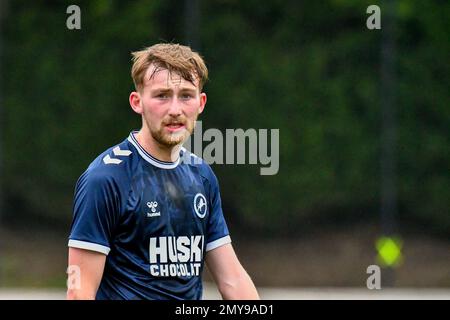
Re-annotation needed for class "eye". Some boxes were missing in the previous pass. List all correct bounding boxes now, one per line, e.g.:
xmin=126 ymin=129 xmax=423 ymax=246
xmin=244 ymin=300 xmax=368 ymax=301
xmin=156 ymin=93 xmax=169 ymax=99
xmin=180 ymin=93 xmax=193 ymax=100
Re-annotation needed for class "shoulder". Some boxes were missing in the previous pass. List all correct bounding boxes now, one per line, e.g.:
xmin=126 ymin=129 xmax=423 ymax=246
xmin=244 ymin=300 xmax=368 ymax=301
xmin=78 ymin=139 xmax=135 ymax=189
xmin=180 ymin=147 xmax=219 ymax=186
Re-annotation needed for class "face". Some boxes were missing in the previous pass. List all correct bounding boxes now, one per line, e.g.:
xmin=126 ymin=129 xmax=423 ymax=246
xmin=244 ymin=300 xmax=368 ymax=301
xmin=130 ymin=65 xmax=206 ymax=148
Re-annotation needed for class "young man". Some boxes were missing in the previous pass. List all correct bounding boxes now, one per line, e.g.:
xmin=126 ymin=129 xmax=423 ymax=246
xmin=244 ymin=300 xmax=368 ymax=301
xmin=67 ymin=43 xmax=259 ymax=300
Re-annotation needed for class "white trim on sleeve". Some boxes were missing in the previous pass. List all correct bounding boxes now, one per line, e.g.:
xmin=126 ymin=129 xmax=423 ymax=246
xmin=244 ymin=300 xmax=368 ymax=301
xmin=205 ymin=235 xmax=231 ymax=252
xmin=68 ymin=239 xmax=110 ymax=255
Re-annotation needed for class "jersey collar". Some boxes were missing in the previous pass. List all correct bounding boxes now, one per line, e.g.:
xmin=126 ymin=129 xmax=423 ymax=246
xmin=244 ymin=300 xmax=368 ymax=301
xmin=127 ymin=131 xmax=180 ymax=169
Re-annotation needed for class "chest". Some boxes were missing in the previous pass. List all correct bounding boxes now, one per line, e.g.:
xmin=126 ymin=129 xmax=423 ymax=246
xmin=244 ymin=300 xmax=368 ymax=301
xmin=123 ymin=167 xmax=210 ymax=237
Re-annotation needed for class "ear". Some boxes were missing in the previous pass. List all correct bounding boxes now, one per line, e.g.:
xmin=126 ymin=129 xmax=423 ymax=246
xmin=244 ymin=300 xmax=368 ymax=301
xmin=129 ymin=91 xmax=143 ymax=114
xmin=198 ymin=92 xmax=207 ymax=114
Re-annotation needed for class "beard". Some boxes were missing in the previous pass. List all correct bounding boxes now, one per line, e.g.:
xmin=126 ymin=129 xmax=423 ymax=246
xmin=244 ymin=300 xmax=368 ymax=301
xmin=148 ymin=116 xmax=197 ymax=148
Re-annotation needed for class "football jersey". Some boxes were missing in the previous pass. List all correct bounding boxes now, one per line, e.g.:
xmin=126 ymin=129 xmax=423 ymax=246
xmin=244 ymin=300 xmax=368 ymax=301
xmin=68 ymin=131 xmax=231 ymax=300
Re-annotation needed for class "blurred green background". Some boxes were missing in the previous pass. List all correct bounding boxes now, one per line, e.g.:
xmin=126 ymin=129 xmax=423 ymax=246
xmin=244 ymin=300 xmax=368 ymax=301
xmin=0 ymin=0 xmax=448 ymax=289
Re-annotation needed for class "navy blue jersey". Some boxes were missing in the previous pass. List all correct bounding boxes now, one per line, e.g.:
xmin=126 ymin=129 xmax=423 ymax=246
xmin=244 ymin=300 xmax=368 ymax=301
xmin=68 ymin=132 xmax=231 ymax=300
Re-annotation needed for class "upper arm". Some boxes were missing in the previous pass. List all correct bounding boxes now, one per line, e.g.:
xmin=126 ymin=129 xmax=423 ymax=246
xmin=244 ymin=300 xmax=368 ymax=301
xmin=205 ymin=243 xmax=245 ymax=287
xmin=69 ymin=170 xmax=122 ymax=252
xmin=67 ymin=169 xmax=120 ymax=299
xmin=203 ymin=166 xmax=259 ymax=298
xmin=67 ymin=247 xmax=107 ymax=300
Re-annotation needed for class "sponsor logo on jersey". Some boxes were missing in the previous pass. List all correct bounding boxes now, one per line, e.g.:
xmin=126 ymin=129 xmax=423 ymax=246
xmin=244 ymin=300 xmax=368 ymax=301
xmin=149 ymin=235 xmax=204 ymax=277
xmin=194 ymin=193 xmax=207 ymax=218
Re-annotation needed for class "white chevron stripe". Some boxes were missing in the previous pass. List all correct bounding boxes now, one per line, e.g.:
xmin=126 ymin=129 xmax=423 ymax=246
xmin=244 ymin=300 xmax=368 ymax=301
xmin=103 ymin=154 xmax=122 ymax=165
xmin=113 ymin=146 xmax=132 ymax=156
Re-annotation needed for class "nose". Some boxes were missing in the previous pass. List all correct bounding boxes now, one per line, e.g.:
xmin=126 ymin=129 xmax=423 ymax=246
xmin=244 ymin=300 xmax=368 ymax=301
xmin=168 ymin=97 xmax=182 ymax=117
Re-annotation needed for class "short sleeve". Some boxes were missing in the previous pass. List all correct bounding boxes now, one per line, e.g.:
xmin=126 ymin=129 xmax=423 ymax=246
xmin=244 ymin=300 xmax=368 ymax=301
xmin=205 ymin=168 xmax=231 ymax=252
xmin=68 ymin=170 xmax=122 ymax=255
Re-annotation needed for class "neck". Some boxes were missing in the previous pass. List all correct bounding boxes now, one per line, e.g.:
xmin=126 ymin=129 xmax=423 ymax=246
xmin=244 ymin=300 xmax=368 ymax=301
xmin=134 ymin=129 xmax=182 ymax=163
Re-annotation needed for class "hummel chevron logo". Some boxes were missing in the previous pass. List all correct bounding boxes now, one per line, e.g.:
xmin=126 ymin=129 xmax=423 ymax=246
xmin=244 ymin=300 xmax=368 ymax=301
xmin=103 ymin=146 xmax=132 ymax=165
xmin=113 ymin=146 xmax=132 ymax=156
xmin=103 ymin=154 xmax=122 ymax=165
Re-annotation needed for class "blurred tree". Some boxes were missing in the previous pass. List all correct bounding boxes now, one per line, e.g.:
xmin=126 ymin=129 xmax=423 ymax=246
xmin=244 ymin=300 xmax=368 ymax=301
xmin=1 ymin=0 xmax=449 ymax=237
